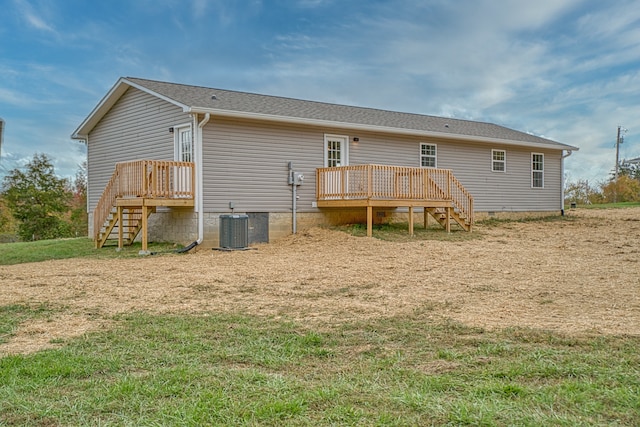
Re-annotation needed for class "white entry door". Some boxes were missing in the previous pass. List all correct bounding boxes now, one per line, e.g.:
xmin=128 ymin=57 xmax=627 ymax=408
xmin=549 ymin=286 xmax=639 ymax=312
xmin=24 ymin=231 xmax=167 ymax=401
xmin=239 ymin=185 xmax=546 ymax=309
xmin=323 ymin=134 xmax=349 ymax=198
xmin=174 ymin=125 xmax=193 ymax=197
xmin=176 ymin=125 xmax=193 ymax=162
xmin=324 ymin=134 xmax=348 ymax=167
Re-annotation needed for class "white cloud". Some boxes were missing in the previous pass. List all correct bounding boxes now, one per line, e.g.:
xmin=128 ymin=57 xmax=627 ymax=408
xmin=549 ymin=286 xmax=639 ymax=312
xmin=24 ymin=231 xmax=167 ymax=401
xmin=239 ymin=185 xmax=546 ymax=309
xmin=13 ymin=0 xmax=58 ymax=34
xmin=0 ymin=88 xmax=31 ymax=107
xmin=295 ymin=0 xmax=332 ymax=8
xmin=3 ymin=0 xmax=640 ymax=186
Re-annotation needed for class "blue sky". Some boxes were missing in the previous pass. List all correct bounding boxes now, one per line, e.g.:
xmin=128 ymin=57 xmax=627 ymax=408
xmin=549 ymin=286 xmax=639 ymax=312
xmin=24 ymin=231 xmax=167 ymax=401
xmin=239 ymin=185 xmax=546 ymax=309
xmin=1 ymin=0 xmax=639 ymax=186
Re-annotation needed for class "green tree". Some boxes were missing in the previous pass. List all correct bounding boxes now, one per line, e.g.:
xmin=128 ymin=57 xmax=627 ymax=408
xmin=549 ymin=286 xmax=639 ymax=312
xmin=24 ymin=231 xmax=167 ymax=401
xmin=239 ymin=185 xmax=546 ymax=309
xmin=1 ymin=153 xmax=72 ymax=240
xmin=67 ymin=161 xmax=88 ymax=237
xmin=0 ymin=195 xmax=19 ymax=241
xmin=601 ymin=175 xmax=640 ymax=203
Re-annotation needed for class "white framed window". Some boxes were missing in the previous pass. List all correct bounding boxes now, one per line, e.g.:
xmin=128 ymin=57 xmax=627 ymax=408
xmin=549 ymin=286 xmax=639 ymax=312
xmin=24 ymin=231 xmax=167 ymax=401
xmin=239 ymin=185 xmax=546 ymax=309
xmin=420 ymin=143 xmax=437 ymax=168
xmin=324 ymin=134 xmax=349 ymax=167
xmin=492 ymin=149 xmax=506 ymax=172
xmin=532 ymin=153 xmax=544 ymax=188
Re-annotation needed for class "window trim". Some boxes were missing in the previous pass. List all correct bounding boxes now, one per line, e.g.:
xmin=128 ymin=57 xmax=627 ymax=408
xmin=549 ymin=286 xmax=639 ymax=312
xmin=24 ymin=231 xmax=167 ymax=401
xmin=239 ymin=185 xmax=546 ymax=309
xmin=420 ymin=143 xmax=437 ymax=168
xmin=531 ymin=152 xmax=544 ymax=188
xmin=491 ymin=149 xmax=506 ymax=172
xmin=324 ymin=134 xmax=349 ymax=167
xmin=173 ymin=123 xmax=193 ymax=163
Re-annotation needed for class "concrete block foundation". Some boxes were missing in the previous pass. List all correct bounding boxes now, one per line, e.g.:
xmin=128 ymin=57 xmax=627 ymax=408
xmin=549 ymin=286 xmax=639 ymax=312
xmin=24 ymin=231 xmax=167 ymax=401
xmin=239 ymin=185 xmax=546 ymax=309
xmin=135 ymin=207 xmax=564 ymax=249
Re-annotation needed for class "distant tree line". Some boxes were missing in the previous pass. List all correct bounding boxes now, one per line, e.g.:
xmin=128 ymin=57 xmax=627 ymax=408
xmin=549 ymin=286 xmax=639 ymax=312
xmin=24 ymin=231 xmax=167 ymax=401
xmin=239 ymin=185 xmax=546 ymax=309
xmin=565 ymin=161 xmax=640 ymax=205
xmin=0 ymin=153 xmax=87 ymax=242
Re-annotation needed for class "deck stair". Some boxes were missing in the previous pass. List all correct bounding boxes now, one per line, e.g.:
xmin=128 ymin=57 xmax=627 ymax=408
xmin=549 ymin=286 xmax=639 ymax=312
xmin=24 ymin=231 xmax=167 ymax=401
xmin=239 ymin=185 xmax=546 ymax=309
xmin=426 ymin=207 xmax=471 ymax=232
xmin=93 ymin=160 xmax=194 ymax=250
xmin=96 ymin=206 xmax=155 ymax=248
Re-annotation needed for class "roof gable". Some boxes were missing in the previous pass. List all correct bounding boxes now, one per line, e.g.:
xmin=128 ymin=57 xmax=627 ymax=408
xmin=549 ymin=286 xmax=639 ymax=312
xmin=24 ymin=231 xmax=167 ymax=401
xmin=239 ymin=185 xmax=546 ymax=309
xmin=72 ymin=77 xmax=578 ymax=151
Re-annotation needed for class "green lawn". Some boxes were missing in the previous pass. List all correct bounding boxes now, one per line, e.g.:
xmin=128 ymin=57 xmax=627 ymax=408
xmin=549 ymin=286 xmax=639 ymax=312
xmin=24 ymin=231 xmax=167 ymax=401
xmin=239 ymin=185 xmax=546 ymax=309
xmin=1 ymin=211 xmax=639 ymax=425
xmin=0 ymin=238 xmax=184 ymax=265
xmin=572 ymin=201 xmax=640 ymax=209
xmin=1 ymin=307 xmax=638 ymax=426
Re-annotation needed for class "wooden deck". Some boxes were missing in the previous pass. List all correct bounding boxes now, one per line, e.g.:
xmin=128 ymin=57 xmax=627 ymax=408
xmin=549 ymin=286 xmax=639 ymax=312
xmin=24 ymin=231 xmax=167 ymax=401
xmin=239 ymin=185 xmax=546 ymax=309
xmin=94 ymin=162 xmax=471 ymax=249
xmin=93 ymin=160 xmax=194 ymax=250
xmin=316 ymin=165 xmax=474 ymax=236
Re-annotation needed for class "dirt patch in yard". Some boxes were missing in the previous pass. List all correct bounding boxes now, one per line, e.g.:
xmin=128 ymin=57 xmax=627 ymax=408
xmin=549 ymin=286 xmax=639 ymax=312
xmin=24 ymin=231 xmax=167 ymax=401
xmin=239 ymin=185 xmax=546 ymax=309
xmin=1 ymin=207 xmax=639 ymax=354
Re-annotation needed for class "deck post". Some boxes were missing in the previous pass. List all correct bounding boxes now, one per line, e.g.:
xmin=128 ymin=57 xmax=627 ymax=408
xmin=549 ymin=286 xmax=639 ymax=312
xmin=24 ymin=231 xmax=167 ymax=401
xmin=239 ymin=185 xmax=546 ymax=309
xmin=367 ymin=205 xmax=373 ymax=237
xmin=142 ymin=161 xmax=148 ymax=197
xmin=424 ymin=208 xmax=428 ymax=228
xmin=141 ymin=205 xmax=149 ymax=253
xmin=408 ymin=206 xmax=414 ymax=236
xmin=117 ymin=206 xmax=123 ymax=250
xmin=446 ymin=206 xmax=451 ymax=233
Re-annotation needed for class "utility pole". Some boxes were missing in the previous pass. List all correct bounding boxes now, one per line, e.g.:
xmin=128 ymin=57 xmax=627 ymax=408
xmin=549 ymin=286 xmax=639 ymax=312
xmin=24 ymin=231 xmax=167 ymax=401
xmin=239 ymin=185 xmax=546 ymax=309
xmin=614 ymin=125 xmax=626 ymax=203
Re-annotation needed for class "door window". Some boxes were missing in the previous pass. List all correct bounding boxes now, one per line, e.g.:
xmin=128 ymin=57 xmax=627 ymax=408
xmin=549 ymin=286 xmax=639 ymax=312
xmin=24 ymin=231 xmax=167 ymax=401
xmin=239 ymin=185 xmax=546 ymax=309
xmin=175 ymin=125 xmax=193 ymax=162
xmin=324 ymin=134 xmax=348 ymax=167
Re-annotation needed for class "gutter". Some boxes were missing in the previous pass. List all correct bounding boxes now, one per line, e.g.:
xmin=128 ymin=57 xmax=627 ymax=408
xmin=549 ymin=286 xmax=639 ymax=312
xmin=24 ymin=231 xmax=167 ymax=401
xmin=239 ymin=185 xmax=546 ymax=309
xmin=185 ymin=106 xmax=580 ymax=152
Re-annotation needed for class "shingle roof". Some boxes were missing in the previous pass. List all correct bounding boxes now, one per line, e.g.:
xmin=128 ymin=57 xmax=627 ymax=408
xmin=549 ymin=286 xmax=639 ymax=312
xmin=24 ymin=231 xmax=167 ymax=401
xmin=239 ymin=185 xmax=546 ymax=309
xmin=80 ymin=77 xmax=578 ymax=150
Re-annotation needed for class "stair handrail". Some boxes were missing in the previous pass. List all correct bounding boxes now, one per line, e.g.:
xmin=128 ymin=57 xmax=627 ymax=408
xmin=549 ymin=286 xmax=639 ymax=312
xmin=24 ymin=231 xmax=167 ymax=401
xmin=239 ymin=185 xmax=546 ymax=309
xmin=447 ymin=171 xmax=474 ymax=226
xmin=423 ymin=169 xmax=474 ymax=227
xmin=92 ymin=160 xmax=196 ymax=243
xmin=93 ymin=168 xmax=120 ymax=242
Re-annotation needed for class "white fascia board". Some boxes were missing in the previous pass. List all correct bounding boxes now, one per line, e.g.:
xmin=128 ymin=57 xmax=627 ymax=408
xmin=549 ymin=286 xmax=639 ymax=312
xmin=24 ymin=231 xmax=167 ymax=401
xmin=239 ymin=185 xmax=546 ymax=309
xmin=186 ymin=106 xmax=580 ymax=152
xmin=71 ymin=78 xmax=190 ymax=140
xmin=71 ymin=77 xmax=128 ymax=140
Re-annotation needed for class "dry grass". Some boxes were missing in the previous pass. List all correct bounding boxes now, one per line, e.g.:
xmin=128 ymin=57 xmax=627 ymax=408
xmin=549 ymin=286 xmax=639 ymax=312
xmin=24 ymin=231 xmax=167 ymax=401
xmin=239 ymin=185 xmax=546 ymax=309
xmin=1 ymin=207 xmax=639 ymax=355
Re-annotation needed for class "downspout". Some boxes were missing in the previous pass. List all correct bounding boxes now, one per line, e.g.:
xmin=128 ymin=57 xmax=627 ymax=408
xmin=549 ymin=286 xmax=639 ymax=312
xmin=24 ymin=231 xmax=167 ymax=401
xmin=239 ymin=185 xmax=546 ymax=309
xmin=178 ymin=112 xmax=210 ymax=253
xmin=196 ymin=113 xmax=210 ymax=244
xmin=561 ymin=150 xmax=573 ymax=215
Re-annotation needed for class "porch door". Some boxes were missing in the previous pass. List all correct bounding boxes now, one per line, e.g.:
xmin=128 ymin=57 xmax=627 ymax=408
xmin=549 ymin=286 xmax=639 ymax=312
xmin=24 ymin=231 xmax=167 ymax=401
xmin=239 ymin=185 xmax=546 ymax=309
xmin=324 ymin=134 xmax=349 ymax=198
xmin=174 ymin=125 xmax=193 ymax=197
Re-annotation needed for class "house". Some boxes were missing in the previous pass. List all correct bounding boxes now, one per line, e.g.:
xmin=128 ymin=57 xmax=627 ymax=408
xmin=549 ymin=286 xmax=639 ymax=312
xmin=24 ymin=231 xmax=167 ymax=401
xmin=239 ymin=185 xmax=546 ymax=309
xmin=71 ymin=77 xmax=579 ymax=250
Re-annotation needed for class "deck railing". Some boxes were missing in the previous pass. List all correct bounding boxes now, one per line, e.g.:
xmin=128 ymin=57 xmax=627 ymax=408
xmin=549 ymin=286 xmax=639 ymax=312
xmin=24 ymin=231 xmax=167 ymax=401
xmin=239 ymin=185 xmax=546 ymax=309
xmin=316 ymin=164 xmax=473 ymax=224
xmin=93 ymin=160 xmax=195 ymax=240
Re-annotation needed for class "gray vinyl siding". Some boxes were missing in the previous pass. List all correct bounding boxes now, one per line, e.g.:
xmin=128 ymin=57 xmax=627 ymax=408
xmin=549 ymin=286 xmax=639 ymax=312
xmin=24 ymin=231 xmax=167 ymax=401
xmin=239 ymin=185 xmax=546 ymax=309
xmin=87 ymin=89 xmax=564 ymax=215
xmin=202 ymin=118 xmax=324 ymax=213
xmin=437 ymin=142 xmax=562 ymax=212
xmin=201 ymin=120 xmax=564 ymax=214
xmin=87 ymin=87 xmax=191 ymax=211
xmin=333 ymin=132 xmax=562 ymax=212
